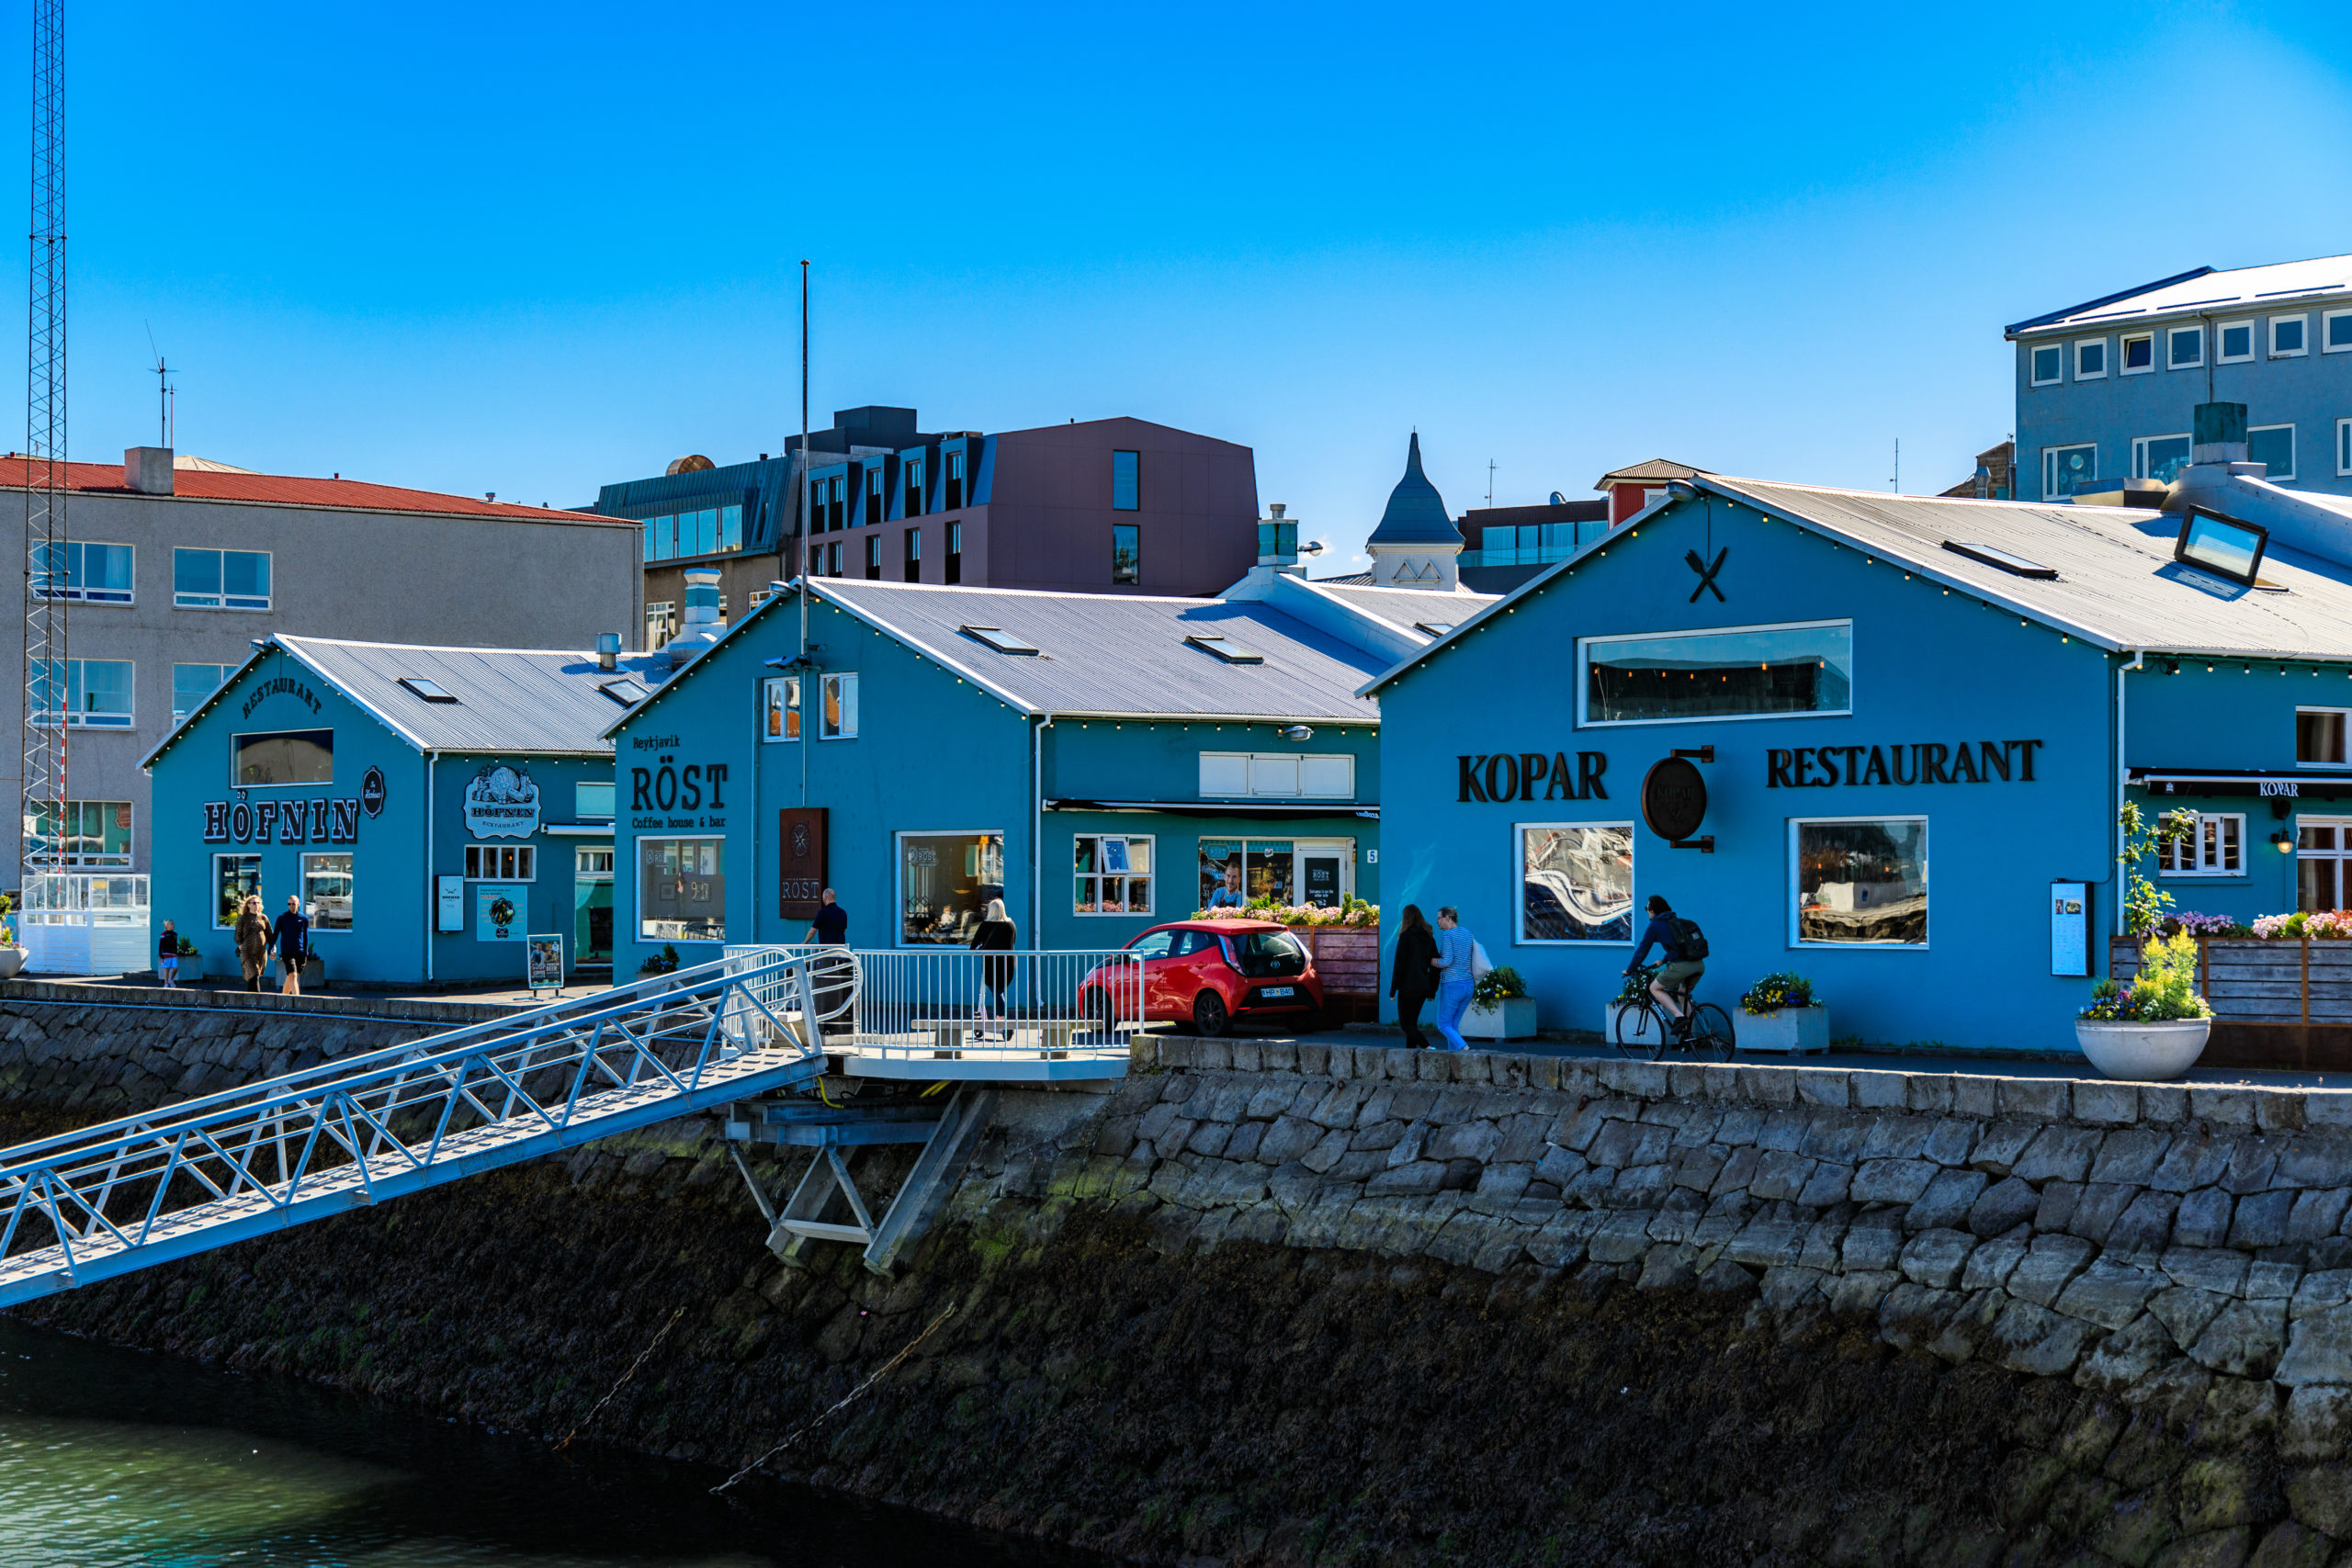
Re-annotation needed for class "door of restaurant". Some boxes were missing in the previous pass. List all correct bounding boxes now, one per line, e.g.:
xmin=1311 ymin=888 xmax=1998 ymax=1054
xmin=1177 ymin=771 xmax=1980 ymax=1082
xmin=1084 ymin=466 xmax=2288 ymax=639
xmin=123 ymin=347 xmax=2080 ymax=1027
xmin=575 ymin=845 xmax=615 ymax=969
xmin=1294 ymin=839 xmax=1354 ymax=908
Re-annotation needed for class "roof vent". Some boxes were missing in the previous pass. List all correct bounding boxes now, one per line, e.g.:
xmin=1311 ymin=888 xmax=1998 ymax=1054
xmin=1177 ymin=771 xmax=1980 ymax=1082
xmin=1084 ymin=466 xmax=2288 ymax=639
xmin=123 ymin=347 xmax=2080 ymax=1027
xmin=1185 ymin=634 xmax=1262 ymax=664
xmin=398 ymin=676 xmax=458 ymax=703
xmin=596 ymin=631 xmax=620 ymax=672
xmin=1941 ymin=540 xmax=2059 ymax=579
xmin=960 ymin=625 xmax=1039 ymax=656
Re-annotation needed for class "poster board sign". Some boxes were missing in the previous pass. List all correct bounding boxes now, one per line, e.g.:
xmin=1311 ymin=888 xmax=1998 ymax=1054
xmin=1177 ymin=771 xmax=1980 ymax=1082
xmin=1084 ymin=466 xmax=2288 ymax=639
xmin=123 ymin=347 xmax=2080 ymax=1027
xmin=435 ymin=874 xmax=465 ymax=933
xmin=526 ymin=933 xmax=564 ymax=994
xmin=2051 ymin=881 xmax=2091 ymax=977
xmin=779 ymin=807 xmax=829 ymax=920
xmin=476 ymin=885 xmax=525 ymax=941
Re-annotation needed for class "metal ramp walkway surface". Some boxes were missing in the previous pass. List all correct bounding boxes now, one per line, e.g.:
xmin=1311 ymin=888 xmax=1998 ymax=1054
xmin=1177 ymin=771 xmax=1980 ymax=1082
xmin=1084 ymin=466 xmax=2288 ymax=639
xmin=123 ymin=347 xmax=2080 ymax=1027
xmin=0 ymin=948 xmax=857 ymax=1310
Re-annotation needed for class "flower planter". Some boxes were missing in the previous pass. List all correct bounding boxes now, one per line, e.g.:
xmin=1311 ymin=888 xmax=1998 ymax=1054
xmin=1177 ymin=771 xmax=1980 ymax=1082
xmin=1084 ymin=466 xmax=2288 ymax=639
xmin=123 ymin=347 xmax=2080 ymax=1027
xmin=2075 ymin=1018 xmax=2211 ymax=1081
xmin=1464 ymin=995 xmax=1537 ymax=1040
xmin=0 ymin=947 xmax=24 ymax=980
xmin=1736 ymin=1005 xmax=1830 ymax=1055
xmin=174 ymin=961 xmax=205 ymax=984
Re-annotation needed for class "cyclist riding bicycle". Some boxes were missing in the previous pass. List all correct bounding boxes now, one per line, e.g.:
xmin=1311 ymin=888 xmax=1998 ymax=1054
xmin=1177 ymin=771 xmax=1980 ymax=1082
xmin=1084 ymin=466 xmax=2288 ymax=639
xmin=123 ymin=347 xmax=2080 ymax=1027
xmin=1625 ymin=894 xmax=1705 ymax=1035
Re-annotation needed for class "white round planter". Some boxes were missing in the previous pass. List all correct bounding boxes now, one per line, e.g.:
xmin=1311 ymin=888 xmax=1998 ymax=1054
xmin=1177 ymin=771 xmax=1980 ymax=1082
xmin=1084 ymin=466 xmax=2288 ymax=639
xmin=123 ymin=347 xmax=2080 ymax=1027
xmin=2075 ymin=1018 xmax=2211 ymax=1081
xmin=0 ymin=946 xmax=24 ymax=980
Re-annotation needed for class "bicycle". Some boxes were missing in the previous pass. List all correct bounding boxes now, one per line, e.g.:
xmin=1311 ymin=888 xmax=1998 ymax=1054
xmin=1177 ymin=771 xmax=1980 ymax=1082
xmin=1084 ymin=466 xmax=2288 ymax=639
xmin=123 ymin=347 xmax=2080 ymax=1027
xmin=1612 ymin=964 xmax=1735 ymax=1062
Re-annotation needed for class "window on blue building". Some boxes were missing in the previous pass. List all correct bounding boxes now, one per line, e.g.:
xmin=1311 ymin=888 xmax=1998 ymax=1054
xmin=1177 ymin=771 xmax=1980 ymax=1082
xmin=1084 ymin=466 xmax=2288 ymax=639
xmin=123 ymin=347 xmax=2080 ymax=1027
xmin=2220 ymin=321 xmax=2256 ymax=362
xmin=905 ymin=459 xmax=925 ymax=518
xmin=2299 ymin=709 xmax=2346 ymax=766
xmin=2074 ymin=340 xmax=2107 ymax=379
xmin=639 ymin=837 xmax=724 ymax=942
xmin=865 ymin=534 xmax=882 ymax=579
xmin=2249 ymin=423 xmax=2295 ymax=481
xmin=762 ymin=676 xmax=800 ymax=741
xmin=2272 ymin=316 xmax=2308 ymax=357
xmin=2121 ymin=333 xmax=2154 ymax=374
xmin=866 ymin=468 xmax=884 ymax=525
xmin=2330 ymin=311 xmax=2352 ymax=355
xmin=2132 ymin=434 xmax=2192 ymax=484
xmin=720 ymin=504 xmax=742 ymax=552
xmin=2042 ymin=443 xmax=2096 ymax=499
xmin=2339 ymin=418 xmax=2352 ymax=479
xmin=1112 ymin=450 xmax=1139 ymax=511
xmin=2030 ymin=344 xmax=2064 ymax=386
xmin=1580 ymin=622 xmax=1853 ymax=725
xmin=1519 ymin=824 xmax=1634 ymax=943
xmin=2169 ymin=325 xmax=2204 ymax=368
xmin=2158 ymin=812 xmax=2243 ymax=877
xmin=1792 ymin=818 xmax=1927 ymax=946
xmin=1075 ymin=834 xmax=1152 ymax=915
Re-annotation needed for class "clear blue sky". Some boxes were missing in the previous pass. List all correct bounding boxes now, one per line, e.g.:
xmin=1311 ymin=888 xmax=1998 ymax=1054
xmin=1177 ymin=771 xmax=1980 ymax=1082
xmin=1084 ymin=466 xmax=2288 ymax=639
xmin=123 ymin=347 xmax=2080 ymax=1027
xmin=8 ymin=0 xmax=2349 ymax=566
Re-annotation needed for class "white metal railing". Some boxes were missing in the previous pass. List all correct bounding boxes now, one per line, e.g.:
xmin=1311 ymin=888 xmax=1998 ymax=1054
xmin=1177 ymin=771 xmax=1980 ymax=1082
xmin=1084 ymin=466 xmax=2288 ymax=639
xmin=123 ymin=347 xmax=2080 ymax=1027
xmin=724 ymin=945 xmax=1142 ymax=1068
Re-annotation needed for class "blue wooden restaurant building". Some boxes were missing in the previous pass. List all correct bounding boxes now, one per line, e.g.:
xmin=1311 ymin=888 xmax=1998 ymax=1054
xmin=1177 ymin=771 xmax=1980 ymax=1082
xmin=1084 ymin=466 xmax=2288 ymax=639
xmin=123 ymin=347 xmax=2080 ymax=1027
xmin=1366 ymin=426 xmax=2352 ymax=1054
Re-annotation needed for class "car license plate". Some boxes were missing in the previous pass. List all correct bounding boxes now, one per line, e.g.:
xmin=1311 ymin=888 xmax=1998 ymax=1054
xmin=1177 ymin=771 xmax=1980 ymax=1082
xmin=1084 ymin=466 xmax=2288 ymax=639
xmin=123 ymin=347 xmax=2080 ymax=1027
xmin=1261 ymin=987 xmax=1295 ymax=998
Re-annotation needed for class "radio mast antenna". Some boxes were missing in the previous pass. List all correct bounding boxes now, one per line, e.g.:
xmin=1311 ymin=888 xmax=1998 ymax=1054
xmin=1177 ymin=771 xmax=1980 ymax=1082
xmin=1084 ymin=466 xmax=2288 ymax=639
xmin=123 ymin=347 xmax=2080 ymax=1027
xmin=21 ymin=0 xmax=67 ymax=894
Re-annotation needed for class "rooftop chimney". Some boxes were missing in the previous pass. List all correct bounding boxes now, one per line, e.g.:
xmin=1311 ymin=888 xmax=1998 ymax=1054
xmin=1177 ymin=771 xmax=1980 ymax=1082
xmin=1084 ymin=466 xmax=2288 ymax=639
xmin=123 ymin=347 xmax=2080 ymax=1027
xmin=124 ymin=446 xmax=173 ymax=495
xmin=596 ymin=631 xmax=620 ymax=671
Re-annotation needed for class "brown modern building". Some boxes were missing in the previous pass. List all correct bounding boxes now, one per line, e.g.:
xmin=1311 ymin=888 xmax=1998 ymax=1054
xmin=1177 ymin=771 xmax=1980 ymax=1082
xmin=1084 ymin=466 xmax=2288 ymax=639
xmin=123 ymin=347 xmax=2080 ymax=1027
xmin=593 ymin=408 xmax=1261 ymax=649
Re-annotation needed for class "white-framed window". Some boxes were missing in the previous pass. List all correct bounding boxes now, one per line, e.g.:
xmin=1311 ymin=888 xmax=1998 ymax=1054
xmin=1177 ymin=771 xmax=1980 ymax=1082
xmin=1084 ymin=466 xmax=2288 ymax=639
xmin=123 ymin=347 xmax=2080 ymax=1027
xmin=2132 ymin=434 xmax=2193 ymax=484
xmin=465 ymin=844 xmax=537 ymax=880
xmin=2299 ymin=707 xmax=2348 ymax=766
xmin=2043 ymin=443 xmax=2096 ymax=500
xmin=1792 ymin=816 xmax=1928 ymax=947
xmin=1578 ymin=620 xmax=1853 ymax=727
xmin=639 ymin=835 xmax=725 ymax=942
xmin=1197 ymin=751 xmax=1356 ymax=798
xmin=34 ymin=540 xmax=133 ymax=604
xmin=2120 ymin=333 xmax=2154 ymax=375
xmin=646 ymin=601 xmax=676 ymax=650
xmin=575 ymin=782 xmax=616 ymax=819
xmin=2337 ymin=418 xmax=2352 ymax=479
xmin=27 ymin=799 xmax=132 ymax=865
xmin=2030 ymin=343 xmax=2064 ymax=387
xmin=1075 ymin=833 xmax=1152 ymax=915
xmin=2074 ymin=339 xmax=2108 ymax=380
xmin=763 ymin=675 xmax=800 ymax=741
xmin=38 ymin=658 xmax=135 ymax=728
xmin=172 ymin=662 xmax=231 ymax=725
xmin=897 ymin=830 xmax=1001 ymax=945
xmin=303 ymin=852 xmax=354 ymax=929
xmin=2250 ymin=423 xmax=2295 ymax=481
xmin=820 ymin=672 xmax=858 ymax=739
xmin=2168 ymin=324 xmax=2204 ymax=369
xmin=214 ymin=852 xmax=263 ymax=928
xmin=2300 ymin=819 xmax=2352 ymax=910
xmin=172 ymin=547 xmax=271 ymax=610
xmin=1518 ymin=823 xmax=1634 ymax=943
xmin=2328 ymin=310 xmax=2352 ymax=355
xmin=2219 ymin=320 xmax=2256 ymax=363
xmin=2271 ymin=315 xmax=2309 ymax=358
xmin=2156 ymin=812 xmax=2242 ymax=876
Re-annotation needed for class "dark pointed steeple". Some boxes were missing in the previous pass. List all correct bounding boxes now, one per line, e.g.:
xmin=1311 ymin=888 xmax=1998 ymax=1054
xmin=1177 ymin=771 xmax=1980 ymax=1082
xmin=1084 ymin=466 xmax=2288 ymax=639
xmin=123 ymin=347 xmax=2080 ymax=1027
xmin=1366 ymin=432 xmax=1462 ymax=547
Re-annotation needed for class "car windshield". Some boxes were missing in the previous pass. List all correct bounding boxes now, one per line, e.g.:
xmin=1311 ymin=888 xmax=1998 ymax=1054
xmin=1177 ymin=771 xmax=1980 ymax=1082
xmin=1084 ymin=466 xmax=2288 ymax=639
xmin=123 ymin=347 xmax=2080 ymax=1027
xmin=1226 ymin=930 xmax=1306 ymax=977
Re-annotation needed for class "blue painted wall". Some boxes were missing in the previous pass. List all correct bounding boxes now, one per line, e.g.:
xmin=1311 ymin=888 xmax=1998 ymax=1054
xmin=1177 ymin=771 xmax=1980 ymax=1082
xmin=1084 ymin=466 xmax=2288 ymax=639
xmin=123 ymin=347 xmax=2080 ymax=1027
xmin=2016 ymin=321 xmax=2352 ymax=500
xmin=1375 ymin=496 xmax=2124 ymax=1053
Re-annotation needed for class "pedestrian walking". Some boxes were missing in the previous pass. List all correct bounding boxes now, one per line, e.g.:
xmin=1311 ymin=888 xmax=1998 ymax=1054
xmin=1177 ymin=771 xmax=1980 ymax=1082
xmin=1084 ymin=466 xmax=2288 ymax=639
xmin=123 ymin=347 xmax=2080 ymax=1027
xmin=1388 ymin=904 xmax=1437 ymax=1049
xmin=274 ymin=895 xmax=311 ymax=996
xmin=234 ymin=897 xmax=270 ymax=993
xmin=807 ymin=888 xmax=848 ymax=946
xmin=156 ymin=919 xmax=180 ymax=988
xmin=970 ymin=897 xmax=1017 ymax=1038
xmin=1430 ymin=905 xmax=1480 ymax=1053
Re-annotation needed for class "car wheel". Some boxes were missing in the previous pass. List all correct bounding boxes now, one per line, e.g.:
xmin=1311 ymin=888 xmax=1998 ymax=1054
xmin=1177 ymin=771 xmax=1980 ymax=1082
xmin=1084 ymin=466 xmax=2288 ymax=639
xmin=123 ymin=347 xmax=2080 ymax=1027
xmin=1194 ymin=990 xmax=1231 ymax=1038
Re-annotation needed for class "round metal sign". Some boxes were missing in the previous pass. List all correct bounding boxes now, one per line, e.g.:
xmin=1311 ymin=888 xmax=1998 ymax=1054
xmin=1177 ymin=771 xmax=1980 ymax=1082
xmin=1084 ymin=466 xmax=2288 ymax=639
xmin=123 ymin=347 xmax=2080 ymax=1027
xmin=1641 ymin=757 xmax=1708 ymax=842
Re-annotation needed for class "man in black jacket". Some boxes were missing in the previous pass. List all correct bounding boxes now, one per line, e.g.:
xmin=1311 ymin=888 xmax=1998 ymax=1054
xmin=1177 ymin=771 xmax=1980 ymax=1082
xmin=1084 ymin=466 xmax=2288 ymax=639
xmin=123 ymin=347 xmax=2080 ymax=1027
xmin=273 ymin=896 xmax=311 ymax=996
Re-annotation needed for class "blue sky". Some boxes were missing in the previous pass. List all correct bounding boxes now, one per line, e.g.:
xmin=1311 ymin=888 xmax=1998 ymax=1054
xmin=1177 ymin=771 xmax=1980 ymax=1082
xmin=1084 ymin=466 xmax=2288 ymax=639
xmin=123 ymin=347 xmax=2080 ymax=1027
xmin=8 ymin=0 xmax=2350 ymax=564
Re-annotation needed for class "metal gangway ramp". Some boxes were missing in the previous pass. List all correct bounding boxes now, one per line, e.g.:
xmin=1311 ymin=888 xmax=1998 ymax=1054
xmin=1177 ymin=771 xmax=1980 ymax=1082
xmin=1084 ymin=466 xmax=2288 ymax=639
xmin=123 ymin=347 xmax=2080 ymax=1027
xmin=0 ymin=948 xmax=859 ymax=1311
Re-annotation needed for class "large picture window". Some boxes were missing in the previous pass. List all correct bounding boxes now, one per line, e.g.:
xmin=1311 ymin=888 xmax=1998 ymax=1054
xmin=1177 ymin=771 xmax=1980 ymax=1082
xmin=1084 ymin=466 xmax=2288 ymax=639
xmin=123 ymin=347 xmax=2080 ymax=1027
xmin=214 ymin=853 xmax=262 ymax=928
xmin=639 ymin=836 xmax=725 ymax=942
xmin=1076 ymin=834 xmax=1152 ymax=915
xmin=1198 ymin=839 xmax=1295 ymax=910
xmin=1792 ymin=818 xmax=1928 ymax=946
xmin=1518 ymin=823 xmax=1634 ymax=942
xmin=34 ymin=540 xmax=133 ymax=604
xmin=173 ymin=547 xmax=272 ymax=610
xmin=234 ymin=729 xmax=334 ymax=787
xmin=1580 ymin=621 xmax=1852 ymax=726
xmin=303 ymin=852 xmax=354 ymax=930
xmin=28 ymin=800 xmax=132 ymax=866
xmin=37 ymin=659 xmax=136 ymax=728
xmin=1198 ymin=751 xmax=1355 ymax=798
xmin=899 ymin=831 xmax=1003 ymax=944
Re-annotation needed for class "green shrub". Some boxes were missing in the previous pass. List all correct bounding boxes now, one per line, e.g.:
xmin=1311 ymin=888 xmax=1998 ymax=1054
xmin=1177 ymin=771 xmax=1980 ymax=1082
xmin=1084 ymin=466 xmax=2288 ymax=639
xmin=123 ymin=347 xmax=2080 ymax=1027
xmin=1739 ymin=972 xmax=1816 ymax=1016
xmin=2081 ymin=930 xmax=2209 ymax=1021
xmin=1472 ymin=965 xmax=1528 ymax=1010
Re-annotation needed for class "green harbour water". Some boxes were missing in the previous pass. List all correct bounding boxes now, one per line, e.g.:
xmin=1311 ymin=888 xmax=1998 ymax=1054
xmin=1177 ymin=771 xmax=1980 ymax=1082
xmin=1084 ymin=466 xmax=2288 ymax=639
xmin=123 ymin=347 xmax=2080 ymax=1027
xmin=0 ymin=1319 xmax=1077 ymax=1568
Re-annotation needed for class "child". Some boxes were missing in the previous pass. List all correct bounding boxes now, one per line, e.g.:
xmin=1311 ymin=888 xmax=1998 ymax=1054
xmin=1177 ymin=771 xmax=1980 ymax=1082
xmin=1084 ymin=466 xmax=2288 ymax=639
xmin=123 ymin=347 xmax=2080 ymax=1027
xmin=157 ymin=919 xmax=180 ymax=988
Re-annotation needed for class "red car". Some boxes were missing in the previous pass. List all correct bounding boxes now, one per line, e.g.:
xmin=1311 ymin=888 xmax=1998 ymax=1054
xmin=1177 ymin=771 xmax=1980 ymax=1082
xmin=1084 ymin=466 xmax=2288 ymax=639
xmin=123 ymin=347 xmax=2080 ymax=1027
xmin=1081 ymin=919 xmax=1325 ymax=1037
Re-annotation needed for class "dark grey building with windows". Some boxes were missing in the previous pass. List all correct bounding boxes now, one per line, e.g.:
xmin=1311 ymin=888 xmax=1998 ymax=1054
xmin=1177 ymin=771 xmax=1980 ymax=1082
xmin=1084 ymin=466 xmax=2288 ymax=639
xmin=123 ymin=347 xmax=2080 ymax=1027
xmin=0 ymin=448 xmax=641 ymax=887
xmin=592 ymin=408 xmax=1261 ymax=648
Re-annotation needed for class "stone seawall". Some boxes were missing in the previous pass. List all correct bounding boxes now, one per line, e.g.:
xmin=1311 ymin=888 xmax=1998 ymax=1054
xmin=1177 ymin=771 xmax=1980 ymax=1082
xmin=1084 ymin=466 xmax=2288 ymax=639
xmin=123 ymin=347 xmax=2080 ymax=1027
xmin=21 ymin=1014 xmax=2352 ymax=1563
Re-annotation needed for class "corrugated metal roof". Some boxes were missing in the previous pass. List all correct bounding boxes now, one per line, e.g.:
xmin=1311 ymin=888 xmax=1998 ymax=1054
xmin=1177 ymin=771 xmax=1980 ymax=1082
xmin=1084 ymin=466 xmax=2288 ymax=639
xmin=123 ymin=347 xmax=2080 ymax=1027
xmin=2008 ymin=254 xmax=2352 ymax=336
xmin=1361 ymin=476 xmax=2352 ymax=697
xmin=0 ymin=457 xmax=616 ymax=522
xmin=143 ymin=636 xmax=670 ymax=770
xmin=1292 ymin=581 xmax=1498 ymax=637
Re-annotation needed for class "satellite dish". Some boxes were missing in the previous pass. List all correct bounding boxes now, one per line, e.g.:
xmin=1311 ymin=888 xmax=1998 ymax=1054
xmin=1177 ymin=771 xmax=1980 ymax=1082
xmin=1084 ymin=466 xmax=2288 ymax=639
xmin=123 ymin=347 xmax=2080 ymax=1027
xmin=666 ymin=455 xmax=717 ymax=476
xmin=1549 ymin=491 xmax=1567 ymax=505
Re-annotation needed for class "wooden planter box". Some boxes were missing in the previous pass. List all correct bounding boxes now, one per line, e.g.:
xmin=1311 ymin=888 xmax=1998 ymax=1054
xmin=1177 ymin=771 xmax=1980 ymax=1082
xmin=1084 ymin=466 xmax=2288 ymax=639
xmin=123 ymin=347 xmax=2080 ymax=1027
xmin=2110 ymin=935 xmax=2352 ymax=1069
xmin=1277 ymin=924 xmax=1380 ymax=1023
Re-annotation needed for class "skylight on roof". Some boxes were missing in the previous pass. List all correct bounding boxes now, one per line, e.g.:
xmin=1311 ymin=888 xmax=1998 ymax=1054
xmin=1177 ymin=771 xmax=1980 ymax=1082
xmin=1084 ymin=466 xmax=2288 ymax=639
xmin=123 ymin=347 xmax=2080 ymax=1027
xmin=1415 ymin=621 xmax=1457 ymax=637
xmin=1941 ymin=540 xmax=2059 ymax=580
xmin=960 ymin=625 xmax=1039 ymax=656
xmin=599 ymin=678 xmax=650 ymax=706
xmin=2174 ymin=512 xmax=2269 ymax=587
xmin=1185 ymin=634 xmax=1263 ymax=665
xmin=399 ymin=677 xmax=459 ymax=702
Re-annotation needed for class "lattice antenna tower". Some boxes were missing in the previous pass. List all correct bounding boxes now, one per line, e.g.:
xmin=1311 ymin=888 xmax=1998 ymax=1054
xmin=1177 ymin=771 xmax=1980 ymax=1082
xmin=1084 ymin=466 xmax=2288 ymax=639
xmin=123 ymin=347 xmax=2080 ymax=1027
xmin=21 ymin=0 xmax=65 ymax=883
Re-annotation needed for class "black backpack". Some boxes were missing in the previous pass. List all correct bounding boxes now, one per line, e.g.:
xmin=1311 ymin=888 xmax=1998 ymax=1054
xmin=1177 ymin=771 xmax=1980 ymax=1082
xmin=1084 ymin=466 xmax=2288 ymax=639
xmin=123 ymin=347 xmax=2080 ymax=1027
xmin=1673 ymin=918 xmax=1710 ymax=960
